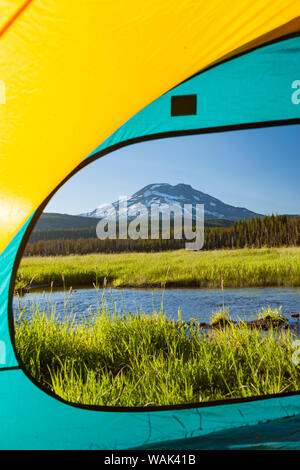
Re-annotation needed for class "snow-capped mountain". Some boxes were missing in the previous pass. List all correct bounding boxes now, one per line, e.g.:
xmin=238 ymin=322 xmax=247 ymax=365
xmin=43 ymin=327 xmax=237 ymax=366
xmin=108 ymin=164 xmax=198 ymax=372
xmin=79 ymin=183 xmax=262 ymax=221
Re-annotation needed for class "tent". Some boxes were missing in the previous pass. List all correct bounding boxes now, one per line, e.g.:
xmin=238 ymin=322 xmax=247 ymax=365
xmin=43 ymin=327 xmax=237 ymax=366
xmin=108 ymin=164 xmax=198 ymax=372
xmin=0 ymin=1 xmax=300 ymax=450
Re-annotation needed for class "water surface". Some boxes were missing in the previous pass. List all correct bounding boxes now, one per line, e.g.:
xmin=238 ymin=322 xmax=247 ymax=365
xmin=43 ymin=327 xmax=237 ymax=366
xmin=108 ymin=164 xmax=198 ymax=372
xmin=13 ymin=286 xmax=300 ymax=328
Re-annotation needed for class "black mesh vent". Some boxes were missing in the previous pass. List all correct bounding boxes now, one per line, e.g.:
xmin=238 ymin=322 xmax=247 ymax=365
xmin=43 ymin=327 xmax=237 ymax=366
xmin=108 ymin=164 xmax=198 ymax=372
xmin=171 ymin=94 xmax=197 ymax=116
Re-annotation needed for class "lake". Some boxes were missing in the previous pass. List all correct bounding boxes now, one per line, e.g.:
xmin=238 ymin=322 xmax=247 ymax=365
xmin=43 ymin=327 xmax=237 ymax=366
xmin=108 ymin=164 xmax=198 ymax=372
xmin=13 ymin=286 xmax=300 ymax=328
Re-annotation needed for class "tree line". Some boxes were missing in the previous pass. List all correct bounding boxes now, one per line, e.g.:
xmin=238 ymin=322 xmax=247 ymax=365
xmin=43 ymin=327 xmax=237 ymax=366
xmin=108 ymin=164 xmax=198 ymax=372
xmin=24 ymin=215 xmax=300 ymax=256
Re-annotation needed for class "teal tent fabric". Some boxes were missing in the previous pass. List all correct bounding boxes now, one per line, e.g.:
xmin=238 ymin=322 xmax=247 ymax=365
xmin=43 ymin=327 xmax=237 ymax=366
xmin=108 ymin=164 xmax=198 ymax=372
xmin=0 ymin=218 xmax=32 ymax=370
xmin=139 ymin=414 xmax=300 ymax=450
xmin=0 ymin=370 xmax=299 ymax=449
xmin=92 ymin=36 xmax=300 ymax=157
xmin=0 ymin=35 xmax=299 ymax=450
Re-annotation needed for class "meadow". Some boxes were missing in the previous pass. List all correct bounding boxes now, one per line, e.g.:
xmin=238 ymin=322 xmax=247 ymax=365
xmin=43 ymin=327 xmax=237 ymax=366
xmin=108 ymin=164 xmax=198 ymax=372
xmin=14 ymin=247 xmax=300 ymax=406
xmin=16 ymin=247 xmax=300 ymax=290
xmin=14 ymin=303 xmax=300 ymax=407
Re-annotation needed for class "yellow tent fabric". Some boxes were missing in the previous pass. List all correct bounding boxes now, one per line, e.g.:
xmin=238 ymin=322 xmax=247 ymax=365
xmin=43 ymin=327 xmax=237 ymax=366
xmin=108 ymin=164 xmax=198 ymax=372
xmin=0 ymin=0 xmax=300 ymax=253
xmin=1 ymin=0 xmax=300 ymax=450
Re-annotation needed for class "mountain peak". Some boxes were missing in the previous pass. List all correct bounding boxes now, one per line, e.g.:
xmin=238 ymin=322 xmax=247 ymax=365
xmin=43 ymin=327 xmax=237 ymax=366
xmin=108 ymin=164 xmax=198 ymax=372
xmin=79 ymin=183 xmax=263 ymax=221
xmin=175 ymin=183 xmax=192 ymax=189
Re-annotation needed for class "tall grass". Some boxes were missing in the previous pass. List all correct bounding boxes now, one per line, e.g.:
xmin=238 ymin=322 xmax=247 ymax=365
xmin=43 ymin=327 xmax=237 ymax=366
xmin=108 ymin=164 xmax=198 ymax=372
xmin=14 ymin=299 xmax=300 ymax=407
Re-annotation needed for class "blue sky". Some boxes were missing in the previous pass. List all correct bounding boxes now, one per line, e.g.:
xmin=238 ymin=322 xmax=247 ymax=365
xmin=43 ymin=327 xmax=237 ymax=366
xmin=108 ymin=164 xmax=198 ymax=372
xmin=46 ymin=124 xmax=300 ymax=216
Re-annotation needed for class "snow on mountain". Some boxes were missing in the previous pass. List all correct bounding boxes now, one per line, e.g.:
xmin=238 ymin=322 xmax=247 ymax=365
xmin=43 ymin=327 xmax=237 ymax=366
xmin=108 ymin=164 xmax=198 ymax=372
xmin=78 ymin=183 xmax=262 ymax=221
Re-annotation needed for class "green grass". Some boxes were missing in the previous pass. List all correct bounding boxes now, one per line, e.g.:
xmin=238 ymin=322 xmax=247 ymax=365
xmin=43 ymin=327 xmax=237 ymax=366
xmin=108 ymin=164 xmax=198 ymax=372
xmin=16 ymin=247 xmax=300 ymax=290
xmin=257 ymin=305 xmax=288 ymax=324
xmin=209 ymin=307 xmax=232 ymax=327
xmin=14 ymin=300 xmax=300 ymax=407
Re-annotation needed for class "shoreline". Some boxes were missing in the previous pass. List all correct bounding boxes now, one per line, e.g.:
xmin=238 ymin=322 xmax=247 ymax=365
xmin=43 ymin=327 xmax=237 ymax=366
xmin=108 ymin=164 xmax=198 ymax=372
xmin=15 ymin=282 xmax=300 ymax=294
xmin=187 ymin=317 xmax=300 ymax=331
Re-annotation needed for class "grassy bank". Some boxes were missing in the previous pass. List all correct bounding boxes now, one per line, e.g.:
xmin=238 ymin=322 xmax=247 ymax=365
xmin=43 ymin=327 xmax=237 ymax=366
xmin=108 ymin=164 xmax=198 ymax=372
xmin=17 ymin=247 xmax=300 ymax=290
xmin=14 ymin=305 xmax=300 ymax=407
